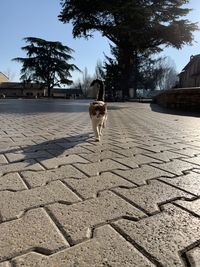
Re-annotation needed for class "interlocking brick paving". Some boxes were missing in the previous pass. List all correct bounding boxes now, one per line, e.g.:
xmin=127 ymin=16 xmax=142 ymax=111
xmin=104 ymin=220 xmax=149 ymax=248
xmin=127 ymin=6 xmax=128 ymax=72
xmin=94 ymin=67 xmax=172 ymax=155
xmin=113 ymin=180 xmax=193 ymax=214
xmin=12 ymin=225 xmax=155 ymax=267
xmin=187 ymin=247 xmax=200 ymax=267
xmin=0 ymin=180 xmax=80 ymax=221
xmin=0 ymin=99 xmax=200 ymax=266
xmin=175 ymin=199 xmax=200 ymax=216
xmin=0 ymin=208 xmax=69 ymax=261
xmin=114 ymin=204 xmax=200 ymax=266
xmin=160 ymin=172 xmax=200 ymax=196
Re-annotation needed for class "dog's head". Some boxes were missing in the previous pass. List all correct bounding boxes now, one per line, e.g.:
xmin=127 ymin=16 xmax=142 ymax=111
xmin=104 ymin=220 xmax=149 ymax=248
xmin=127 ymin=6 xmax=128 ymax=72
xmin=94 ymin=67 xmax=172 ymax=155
xmin=89 ymin=101 xmax=107 ymax=117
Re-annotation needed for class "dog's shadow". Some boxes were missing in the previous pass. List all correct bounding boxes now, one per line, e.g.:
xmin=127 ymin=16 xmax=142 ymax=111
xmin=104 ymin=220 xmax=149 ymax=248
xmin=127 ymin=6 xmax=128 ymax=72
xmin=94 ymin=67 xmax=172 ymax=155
xmin=2 ymin=133 xmax=92 ymax=167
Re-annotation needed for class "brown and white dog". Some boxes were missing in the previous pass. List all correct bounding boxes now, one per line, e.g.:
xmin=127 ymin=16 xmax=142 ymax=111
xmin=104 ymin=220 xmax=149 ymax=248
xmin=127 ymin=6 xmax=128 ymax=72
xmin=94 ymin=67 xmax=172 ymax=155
xmin=89 ymin=79 xmax=107 ymax=141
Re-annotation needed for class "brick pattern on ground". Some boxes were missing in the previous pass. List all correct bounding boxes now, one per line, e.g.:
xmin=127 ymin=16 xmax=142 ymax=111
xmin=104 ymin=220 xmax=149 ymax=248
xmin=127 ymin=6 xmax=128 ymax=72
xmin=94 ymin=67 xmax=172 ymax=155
xmin=0 ymin=100 xmax=200 ymax=266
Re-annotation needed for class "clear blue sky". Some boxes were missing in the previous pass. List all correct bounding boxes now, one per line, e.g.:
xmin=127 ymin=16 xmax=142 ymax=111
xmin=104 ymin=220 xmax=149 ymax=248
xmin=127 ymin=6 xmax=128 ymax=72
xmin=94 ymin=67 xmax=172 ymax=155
xmin=1 ymin=0 xmax=200 ymax=84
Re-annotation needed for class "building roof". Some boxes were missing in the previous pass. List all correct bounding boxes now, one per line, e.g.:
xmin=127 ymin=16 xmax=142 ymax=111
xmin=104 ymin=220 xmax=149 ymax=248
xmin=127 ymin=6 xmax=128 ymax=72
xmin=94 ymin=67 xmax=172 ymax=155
xmin=182 ymin=54 xmax=200 ymax=72
xmin=0 ymin=72 xmax=9 ymax=81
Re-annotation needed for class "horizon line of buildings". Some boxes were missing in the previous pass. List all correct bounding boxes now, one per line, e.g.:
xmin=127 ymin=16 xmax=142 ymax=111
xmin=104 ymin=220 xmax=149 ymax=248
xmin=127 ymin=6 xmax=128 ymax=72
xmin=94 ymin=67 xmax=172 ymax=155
xmin=0 ymin=72 xmax=83 ymax=99
xmin=1 ymin=54 xmax=200 ymax=98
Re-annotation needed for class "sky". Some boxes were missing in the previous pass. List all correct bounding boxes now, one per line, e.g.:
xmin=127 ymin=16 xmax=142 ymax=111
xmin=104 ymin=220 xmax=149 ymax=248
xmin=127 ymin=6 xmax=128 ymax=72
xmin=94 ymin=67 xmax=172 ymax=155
xmin=1 ymin=0 xmax=200 ymax=84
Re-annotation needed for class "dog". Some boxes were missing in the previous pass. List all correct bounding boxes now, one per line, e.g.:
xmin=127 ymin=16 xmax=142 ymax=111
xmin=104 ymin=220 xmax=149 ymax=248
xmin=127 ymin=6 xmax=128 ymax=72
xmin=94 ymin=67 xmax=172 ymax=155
xmin=89 ymin=79 xmax=107 ymax=141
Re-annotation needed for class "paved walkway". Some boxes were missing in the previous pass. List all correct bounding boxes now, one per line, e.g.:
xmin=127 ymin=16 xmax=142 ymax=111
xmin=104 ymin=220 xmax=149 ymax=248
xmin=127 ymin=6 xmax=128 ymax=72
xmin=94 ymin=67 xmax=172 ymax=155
xmin=0 ymin=99 xmax=200 ymax=267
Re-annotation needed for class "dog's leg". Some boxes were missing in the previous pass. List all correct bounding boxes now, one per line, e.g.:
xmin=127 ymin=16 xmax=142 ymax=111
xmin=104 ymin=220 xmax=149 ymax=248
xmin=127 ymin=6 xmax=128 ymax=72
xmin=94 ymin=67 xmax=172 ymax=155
xmin=103 ymin=115 xmax=107 ymax=128
xmin=92 ymin=119 xmax=100 ymax=141
xmin=99 ymin=123 xmax=103 ymax=136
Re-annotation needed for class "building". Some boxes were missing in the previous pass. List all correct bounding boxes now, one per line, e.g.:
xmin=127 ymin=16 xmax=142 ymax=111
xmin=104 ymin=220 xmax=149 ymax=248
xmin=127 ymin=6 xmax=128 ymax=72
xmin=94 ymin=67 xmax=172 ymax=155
xmin=179 ymin=54 xmax=200 ymax=88
xmin=0 ymin=81 xmax=83 ymax=98
xmin=0 ymin=72 xmax=9 ymax=83
xmin=52 ymin=88 xmax=83 ymax=99
xmin=0 ymin=82 xmax=47 ymax=98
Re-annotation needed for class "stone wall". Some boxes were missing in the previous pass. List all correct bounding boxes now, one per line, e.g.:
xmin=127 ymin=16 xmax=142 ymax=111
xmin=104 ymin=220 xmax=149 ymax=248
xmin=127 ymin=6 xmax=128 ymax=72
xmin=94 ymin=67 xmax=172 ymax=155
xmin=154 ymin=87 xmax=200 ymax=111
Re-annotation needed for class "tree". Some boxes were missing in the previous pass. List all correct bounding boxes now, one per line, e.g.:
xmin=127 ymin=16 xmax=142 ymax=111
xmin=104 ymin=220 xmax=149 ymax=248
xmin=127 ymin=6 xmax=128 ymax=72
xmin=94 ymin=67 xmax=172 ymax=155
xmin=59 ymin=0 xmax=197 ymax=98
xmin=95 ymin=60 xmax=105 ymax=80
xmin=81 ymin=67 xmax=94 ymax=97
xmin=102 ymin=46 xmax=122 ymax=99
xmin=13 ymin=37 xmax=80 ymax=97
xmin=156 ymin=57 xmax=178 ymax=90
xmin=3 ymin=68 xmax=15 ymax=81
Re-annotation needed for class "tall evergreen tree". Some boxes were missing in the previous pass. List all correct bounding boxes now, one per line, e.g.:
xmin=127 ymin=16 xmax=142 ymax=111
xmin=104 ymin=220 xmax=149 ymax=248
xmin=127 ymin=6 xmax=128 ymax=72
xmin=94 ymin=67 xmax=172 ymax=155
xmin=13 ymin=37 xmax=80 ymax=97
xmin=59 ymin=0 xmax=197 ymax=98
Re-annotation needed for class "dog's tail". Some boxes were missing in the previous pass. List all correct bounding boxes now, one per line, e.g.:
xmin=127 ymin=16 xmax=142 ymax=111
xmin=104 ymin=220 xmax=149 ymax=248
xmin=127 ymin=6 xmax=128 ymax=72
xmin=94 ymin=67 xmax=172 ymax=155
xmin=90 ymin=79 xmax=105 ymax=101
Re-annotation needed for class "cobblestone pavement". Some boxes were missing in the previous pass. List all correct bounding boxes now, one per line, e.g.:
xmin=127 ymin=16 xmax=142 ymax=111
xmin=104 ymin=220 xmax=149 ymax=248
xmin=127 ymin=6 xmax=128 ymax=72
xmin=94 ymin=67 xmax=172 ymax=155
xmin=0 ymin=99 xmax=200 ymax=267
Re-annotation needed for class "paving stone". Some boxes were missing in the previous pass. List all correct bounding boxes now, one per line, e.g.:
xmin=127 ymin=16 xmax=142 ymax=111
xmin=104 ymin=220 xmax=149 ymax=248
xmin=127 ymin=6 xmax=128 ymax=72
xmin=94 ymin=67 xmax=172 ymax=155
xmin=192 ymin=169 xmax=200 ymax=174
xmin=82 ymin=143 xmax=122 ymax=153
xmin=143 ymin=150 xmax=186 ymax=162
xmin=57 ymin=141 xmax=93 ymax=150
xmin=48 ymin=191 xmax=145 ymax=244
xmin=187 ymin=247 xmax=200 ymax=267
xmin=74 ymin=159 xmax=129 ymax=177
xmin=139 ymin=144 xmax=173 ymax=153
xmin=182 ymin=155 xmax=200 ymax=166
xmin=0 ymin=155 xmax=8 ymax=164
xmin=80 ymin=150 xmax=125 ymax=163
xmin=22 ymin=143 xmax=64 ymax=152
xmin=21 ymin=165 xmax=87 ymax=188
xmin=111 ymin=147 xmax=153 ymax=157
xmin=188 ymin=141 xmax=200 ymax=148
xmin=39 ymin=155 xmax=88 ymax=169
xmin=0 ymin=208 xmax=69 ymax=261
xmin=0 ymin=173 xmax=27 ymax=191
xmin=114 ymin=180 xmax=193 ymax=214
xmin=0 ymin=180 xmax=80 ymax=221
xmin=151 ymin=159 xmax=195 ymax=175
xmin=66 ymin=172 xmax=134 ymax=199
xmin=114 ymin=155 xmax=161 ymax=168
xmin=5 ymin=151 xmax=53 ymax=162
xmin=175 ymin=199 xmax=200 ymax=216
xmin=0 ymin=160 xmax=44 ymax=176
xmin=13 ymin=225 xmax=154 ymax=267
xmin=115 ymin=204 xmax=200 ymax=267
xmin=171 ymin=147 xmax=200 ymax=157
xmin=114 ymin=165 xmax=174 ymax=185
xmin=8 ymin=140 xmax=36 ymax=147
xmin=0 ymin=146 xmax=21 ymax=155
xmin=0 ymin=262 xmax=10 ymax=267
xmin=112 ymin=141 xmax=144 ymax=149
xmin=165 ymin=143 xmax=193 ymax=150
xmin=160 ymin=172 xmax=200 ymax=196
xmin=48 ymin=146 xmax=92 ymax=157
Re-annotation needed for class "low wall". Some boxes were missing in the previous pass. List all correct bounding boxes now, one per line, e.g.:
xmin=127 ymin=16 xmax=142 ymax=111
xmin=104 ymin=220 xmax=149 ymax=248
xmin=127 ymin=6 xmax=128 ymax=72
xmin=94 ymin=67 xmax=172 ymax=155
xmin=154 ymin=87 xmax=200 ymax=111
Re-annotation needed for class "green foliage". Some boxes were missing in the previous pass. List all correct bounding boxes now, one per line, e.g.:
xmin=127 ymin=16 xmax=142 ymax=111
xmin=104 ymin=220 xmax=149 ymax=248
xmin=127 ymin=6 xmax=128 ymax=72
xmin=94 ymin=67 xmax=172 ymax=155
xmin=59 ymin=0 xmax=197 ymax=49
xmin=103 ymin=46 xmax=177 ymax=97
xmin=13 ymin=37 xmax=80 ymax=96
xmin=59 ymin=0 xmax=198 ymax=98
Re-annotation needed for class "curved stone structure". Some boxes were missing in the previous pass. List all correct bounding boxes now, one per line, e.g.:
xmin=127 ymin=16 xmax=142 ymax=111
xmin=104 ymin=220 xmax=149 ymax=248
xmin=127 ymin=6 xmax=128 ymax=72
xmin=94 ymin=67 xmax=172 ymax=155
xmin=154 ymin=87 xmax=200 ymax=110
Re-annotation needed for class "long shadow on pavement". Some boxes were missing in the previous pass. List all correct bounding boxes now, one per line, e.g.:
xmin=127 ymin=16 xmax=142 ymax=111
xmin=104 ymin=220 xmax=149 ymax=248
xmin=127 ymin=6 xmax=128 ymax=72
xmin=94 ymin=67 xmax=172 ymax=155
xmin=2 ymin=133 xmax=92 ymax=166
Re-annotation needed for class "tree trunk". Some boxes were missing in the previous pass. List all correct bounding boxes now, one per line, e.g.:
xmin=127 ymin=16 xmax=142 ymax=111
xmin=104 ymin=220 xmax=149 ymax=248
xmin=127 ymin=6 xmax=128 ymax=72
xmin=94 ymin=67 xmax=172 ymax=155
xmin=133 ymin=51 xmax=139 ymax=99
xmin=48 ymin=86 xmax=51 ymax=97
xmin=118 ymin=46 xmax=134 ymax=100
